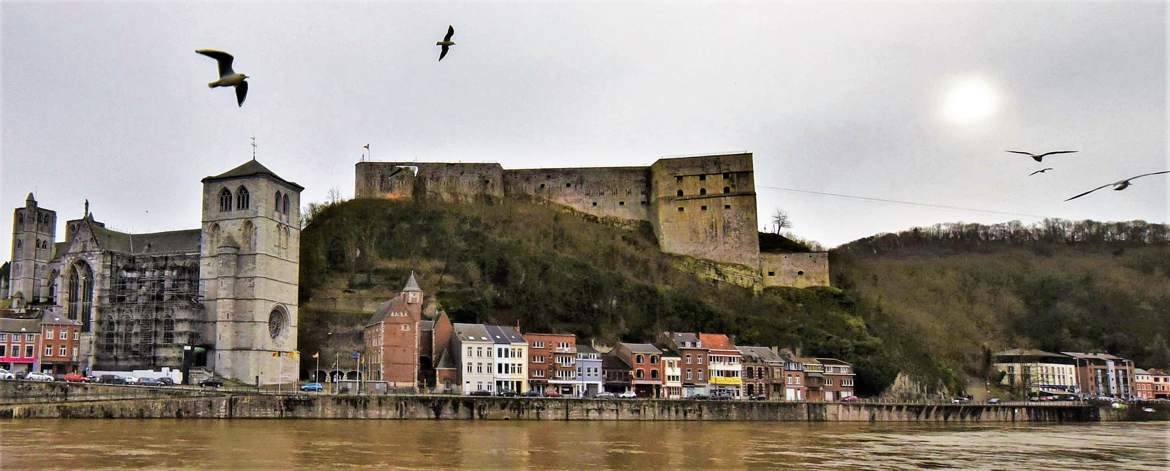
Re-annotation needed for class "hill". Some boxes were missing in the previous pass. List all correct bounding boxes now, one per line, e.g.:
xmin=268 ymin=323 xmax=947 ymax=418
xmin=832 ymin=221 xmax=1170 ymax=388
xmin=297 ymin=198 xmax=939 ymax=395
xmin=297 ymin=199 xmax=1170 ymax=396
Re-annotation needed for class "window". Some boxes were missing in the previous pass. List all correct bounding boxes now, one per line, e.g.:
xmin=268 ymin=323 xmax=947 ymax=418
xmin=565 ymin=183 xmax=571 ymax=188
xmin=0 ymin=345 xmax=5 ymax=357
xmin=699 ymin=175 xmax=706 ymax=181
xmin=724 ymin=204 xmax=731 ymax=209
xmin=268 ymin=307 xmax=287 ymax=339
xmin=826 ymin=378 xmax=833 ymax=386
xmin=25 ymin=345 xmax=34 ymax=358
xmin=236 ymin=186 xmax=250 ymax=210
xmin=283 ymin=194 xmax=290 ymax=215
xmin=477 ymin=363 xmax=483 ymax=373
xmin=723 ymin=172 xmax=730 ymax=179
xmin=685 ymin=354 xmax=691 ymax=364
xmin=46 ymin=346 xmax=53 ymax=356
xmin=650 ymin=356 xmax=658 ymax=365
xmin=636 ymin=370 xmax=644 ymax=379
xmin=59 ymin=331 xmax=67 ymax=340
xmin=219 ymin=188 xmax=233 ymax=212
xmin=59 ymin=346 xmax=66 ymax=356
xmin=676 ymin=176 xmax=683 ymax=183
xmin=797 ymin=271 xmax=805 ymax=276
xmin=697 ymin=356 xmax=703 ymax=364
xmin=275 ymin=191 xmax=282 ymax=214
xmin=677 ymin=207 xmax=684 ymax=212
xmin=619 ymin=201 xmax=624 ymax=206
xmin=466 ymin=346 xmax=472 ymax=357
xmin=539 ymin=183 xmax=545 ymax=189
xmin=466 ymin=363 xmax=472 ymax=373
xmin=699 ymin=188 xmax=707 ymax=196
xmin=592 ymin=202 xmax=597 ymax=207
xmin=25 ymin=334 xmax=35 ymax=342
xmin=701 ymin=206 xmax=707 ymax=211
xmin=651 ymin=370 xmax=659 ymax=379
xmin=686 ymin=370 xmax=692 ymax=380
xmin=46 ymin=329 xmax=53 ymax=338
xmin=768 ymin=271 xmax=775 ymax=276
xmin=476 ymin=347 xmax=482 ymax=357
xmin=0 ymin=334 xmax=5 ymax=342
xmin=723 ymin=187 xmax=730 ymax=194
xmin=677 ymin=190 xmax=684 ymax=197
xmin=533 ymin=341 xmax=545 ymax=348
xmin=635 ymin=354 xmax=644 ymax=364
xmin=698 ymin=371 xmax=704 ymax=380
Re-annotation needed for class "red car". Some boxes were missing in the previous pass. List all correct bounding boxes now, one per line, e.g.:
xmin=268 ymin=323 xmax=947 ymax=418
xmin=63 ymin=373 xmax=88 ymax=383
xmin=545 ymin=390 xmax=562 ymax=398
xmin=840 ymin=395 xmax=861 ymax=403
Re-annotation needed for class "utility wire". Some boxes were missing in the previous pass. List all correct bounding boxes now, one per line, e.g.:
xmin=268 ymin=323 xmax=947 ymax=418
xmin=758 ymin=185 xmax=1051 ymax=219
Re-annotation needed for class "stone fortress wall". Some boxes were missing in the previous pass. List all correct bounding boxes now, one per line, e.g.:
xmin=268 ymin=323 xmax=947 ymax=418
xmin=355 ymin=153 xmax=829 ymax=289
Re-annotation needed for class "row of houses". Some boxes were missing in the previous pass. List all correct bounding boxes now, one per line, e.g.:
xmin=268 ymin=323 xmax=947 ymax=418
xmin=362 ymin=273 xmax=855 ymax=399
xmin=993 ymin=349 xmax=1169 ymax=400
xmin=0 ymin=311 xmax=83 ymax=376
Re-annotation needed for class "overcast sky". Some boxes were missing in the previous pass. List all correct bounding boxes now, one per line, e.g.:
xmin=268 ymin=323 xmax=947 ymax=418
xmin=2 ymin=1 xmax=1166 ymax=259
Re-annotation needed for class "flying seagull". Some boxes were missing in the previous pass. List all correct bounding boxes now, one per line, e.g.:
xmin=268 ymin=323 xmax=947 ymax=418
xmin=436 ymin=25 xmax=455 ymax=61
xmin=196 ymin=49 xmax=249 ymax=107
xmin=1064 ymin=171 xmax=1170 ymax=201
xmin=1006 ymin=150 xmax=1078 ymax=162
xmin=1029 ymin=168 xmax=1054 ymax=176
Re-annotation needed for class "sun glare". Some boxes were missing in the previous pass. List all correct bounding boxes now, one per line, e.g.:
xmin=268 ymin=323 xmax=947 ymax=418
xmin=941 ymin=77 xmax=1000 ymax=125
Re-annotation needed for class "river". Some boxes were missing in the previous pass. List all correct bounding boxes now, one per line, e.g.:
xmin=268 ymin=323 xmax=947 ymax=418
xmin=0 ymin=420 xmax=1166 ymax=470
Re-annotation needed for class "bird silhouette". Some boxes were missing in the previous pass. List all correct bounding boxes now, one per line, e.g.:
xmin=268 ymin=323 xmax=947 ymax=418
xmin=196 ymin=49 xmax=249 ymax=107
xmin=1006 ymin=150 xmax=1077 ymax=162
xmin=1029 ymin=168 xmax=1054 ymax=176
xmin=1064 ymin=171 xmax=1169 ymax=201
xmin=437 ymin=25 xmax=455 ymax=61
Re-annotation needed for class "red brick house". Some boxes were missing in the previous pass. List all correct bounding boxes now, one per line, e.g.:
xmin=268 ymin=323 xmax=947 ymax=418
xmin=363 ymin=272 xmax=425 ymax=391
xmin=39 ymin=314 xmax=81 ymax=375
xmin=524 ymin=333 xmax=577 ymax=395
xmin=613 ymin=342 xmax=662 ymax=397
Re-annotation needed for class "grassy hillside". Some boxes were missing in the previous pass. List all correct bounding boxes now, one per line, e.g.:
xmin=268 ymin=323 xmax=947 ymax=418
xmin=298 ymin=198 xmax=941 ymax=395
xmin=833 ymin=226 xmax=1170 ymax=385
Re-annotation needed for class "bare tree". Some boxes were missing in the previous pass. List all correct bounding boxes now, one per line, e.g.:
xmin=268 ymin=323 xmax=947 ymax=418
xmin=771 ymin=209 xmax=792 ymax=234
xmin=327 ymin=187 xmax=344 ymax=205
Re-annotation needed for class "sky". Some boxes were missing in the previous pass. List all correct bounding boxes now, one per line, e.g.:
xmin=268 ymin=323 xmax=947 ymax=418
xmin=1 ymin=1 xmax=1166 ymax=258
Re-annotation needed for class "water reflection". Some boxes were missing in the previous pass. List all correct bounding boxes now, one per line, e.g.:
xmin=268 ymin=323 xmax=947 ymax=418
xmin=0 ymin=420 xmax=1166 ymax=470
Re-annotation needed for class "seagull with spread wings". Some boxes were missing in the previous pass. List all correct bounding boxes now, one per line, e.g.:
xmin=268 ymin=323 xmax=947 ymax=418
xmin=436 ymin=25 xmax=456 ymax=61
xmin=1064 ymin=171 xmax=1170 ymax=201
xmin=1006 ymin=150 xmax=1078 ymax=162
xmin=196 ymin=49 xmax=249 ymax=107
xmin=1029 ymin=168 xmax=1054 ymax=176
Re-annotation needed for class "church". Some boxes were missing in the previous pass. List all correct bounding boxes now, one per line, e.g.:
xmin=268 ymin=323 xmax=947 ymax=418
xmin=4 ymin=159 xmax=302 ymax=384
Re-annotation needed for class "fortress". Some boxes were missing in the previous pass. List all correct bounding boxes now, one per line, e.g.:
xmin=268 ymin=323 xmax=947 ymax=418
xmin=355 ymin=152 xmax=829 ymax=289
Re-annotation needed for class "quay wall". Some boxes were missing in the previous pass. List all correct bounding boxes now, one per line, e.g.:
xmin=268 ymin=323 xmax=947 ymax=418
xmin=0 ymin=390 xmax=1124 ymax=422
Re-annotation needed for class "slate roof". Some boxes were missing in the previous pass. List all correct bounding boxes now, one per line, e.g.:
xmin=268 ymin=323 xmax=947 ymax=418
xmin=602 ymin=352 xmax=631 ymax=369
xmin=1061 ymin=352 xmax=1127 ymax=362
xmin=365 ymin=296 xmax=409 ymax=327
xmin=434 ymin=346 xmax=456 ymax=369
xmin=737 ymin=346 xmax=782 ymax=363
xmin=576 ymin=344 xmax=598 ymax=355
xmin=453 ymin=323 xmax=491 ymax=343
xmin=201 ymin=160 xmax=304 ymax=191
xmin=0 ymin=317 xmax=41 ymax=333
xmin=402 ymin=271 xmax=421 ymax=291
xmin=618 ymin=342 xmax=661 ymax=354
xmin=485 ymin=325 xmax=525 ymax=344
xmin=995 ymin=349 xmax=1068 ymax=360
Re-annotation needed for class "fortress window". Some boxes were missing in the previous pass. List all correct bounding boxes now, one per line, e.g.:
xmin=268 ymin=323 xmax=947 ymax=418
xmin=274 ymin=191 xmax=282 ymax=213
xmin=677 ymin=207 xmax=684 ymax=212
xmin=484 ymin=179 xmax=490 ymax=185
xmin=283 ymin=194 xmax=290 ymax=215
xmin=566 ymin=183 xmax=572 ymax=188
xmin=219 ymin=188 xmax=233 ymax=212
xmin=641 ymin=201 xmax=647 ymax=206
xmin=724 ymin=204 xmax=731 ymax=210
xmin=723 ymin=172 xmax=730 ymax=179
xmin=797 ymin=271 xmax=805 ymax=276
xmin=699 ymin=188 xmax=707 ymax=196
xmin=539 ymin=183 xmax=545 ymax=189
xmin=676 ymin=176 xmax=683 ymax=183
xmin=723 ymin=187 xmax=730 ymax=194
xmin=619 ymin=201 xmax=625 ymax=206
xmin=236 ymin=186 xmax=250 ymax=210
xmin=701 ymin=205 xmax=708 ymax=211
xmin=699 ymin=175 xmax=706 ymax=181
xmin=592 ymin=202 xmax=597 ymax=207
xmin=768 ymin=271 xmax=775 ymax=276
xmin=676 ymin=190 xmax=684 ymax=197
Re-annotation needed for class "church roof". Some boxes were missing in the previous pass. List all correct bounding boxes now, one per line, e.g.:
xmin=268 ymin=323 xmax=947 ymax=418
xmin=201 ymin=160 xmax=304 ymax=191
xmin=403 ymin=271 xmax=421 ymax=292
xmin=91 ymin=226 xmax=202 ymax=255
xmin=365 ymin=296 xmax=409 ymax=327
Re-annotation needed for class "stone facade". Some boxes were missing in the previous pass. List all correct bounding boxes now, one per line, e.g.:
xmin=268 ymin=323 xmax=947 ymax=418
xmin=355 ymin=152 xmax=829 ymax=289
xmin=3 ymin=160 xmax=302 ymax=385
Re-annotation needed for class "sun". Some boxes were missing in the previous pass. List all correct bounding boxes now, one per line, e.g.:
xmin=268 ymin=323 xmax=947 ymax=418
xmin=941 ymin=77 xmax=1000 ymax=124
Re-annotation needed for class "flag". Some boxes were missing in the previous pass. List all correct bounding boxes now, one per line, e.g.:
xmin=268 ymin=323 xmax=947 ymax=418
xmin=312 ymin=352 xmax=319 ymax=359
xmin=363 ymin=144 xmax=370 ymax=151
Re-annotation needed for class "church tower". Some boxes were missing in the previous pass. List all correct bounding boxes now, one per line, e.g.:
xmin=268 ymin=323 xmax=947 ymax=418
xmin=9 ymin=193 xmax=56 ymax=305
xmin=199 ymin=160 xmax=302 ymax=385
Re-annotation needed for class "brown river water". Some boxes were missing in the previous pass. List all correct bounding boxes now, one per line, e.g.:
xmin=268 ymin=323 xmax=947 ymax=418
xmin=0 ymin=420 xmax=1166 ymax=470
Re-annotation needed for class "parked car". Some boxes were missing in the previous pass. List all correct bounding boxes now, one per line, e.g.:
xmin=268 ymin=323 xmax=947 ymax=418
xmin=987 ymin=398 xmax=1001 ymax=404
xmin=138 ymin=378 xmax=163 ymax=387
xmin=689 ymin=394 xmax=710 ymax=400
xmin=199 ymin=378 xmax=224 ymax=388
xmin=0 ymin=368 xmax=15 ymax=380
xmin=712 ymin=395 xmax=733 ymax=401
xmin=63 ymin=373 xmax=87 ymax=383
xmin=544 ymin=390 xmax=562 ymax=398
xmin=595 ymin=391 xmax=616 ymax=398
xmin=25 ymin=371 xmax=54 ymax=382
xmin=157 ymin=377 xmax=174 ymax=386
xmin=497 ymin=389 xmax=518 ymax=397
xmin=618 ymin=391 xmax=638 ymax=399
xmin=840 ymin=395 xmax=861 ymax=403
xmin=98 ymin=374 xmax=127 ymax=385
xmin=124 ymin=376 xmax=140 ymax=385
xmin=523 ymin=390 xmax=543 ymax=398
xmin=749 ymin=394 xmax=767 ymax=401
xmin=300 ymin=382 xmax=324 ymax=392
xmin=469 ymin=390 xmax=492 ymax=397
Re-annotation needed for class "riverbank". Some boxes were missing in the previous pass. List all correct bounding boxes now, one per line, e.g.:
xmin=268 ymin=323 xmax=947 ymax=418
xmin=5 ymin=382 xmax=1167 ymax=421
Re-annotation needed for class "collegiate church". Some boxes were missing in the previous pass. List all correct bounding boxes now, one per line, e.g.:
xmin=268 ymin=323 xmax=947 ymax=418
xmin=4 ymin=160 xmax=302 ymax=384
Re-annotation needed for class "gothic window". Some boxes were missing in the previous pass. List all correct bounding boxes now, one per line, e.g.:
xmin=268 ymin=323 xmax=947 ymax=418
xmin=68 ymin=261 xmax=94 ymax=332
xmin=723 ymin=186 xmax=730 ymax=194
xmin=282 ymin=194 xmax=290 ymax=215
xmin=274 ymin=191 xmax=282 ymax=215
xmin=269 ymin=306 xmax=287 ymax=339
xmin=209 ymin=223 xmax=221 ymax=256
xmin=241 ymin=221 xmax=255 ymax=251
xmin=219 ymin=188 xmax=233 ymax=212
xmin=699 ymin=188 xmax=707 ymax=196
xmin=236 ymin=186 xmax=250 ymax=210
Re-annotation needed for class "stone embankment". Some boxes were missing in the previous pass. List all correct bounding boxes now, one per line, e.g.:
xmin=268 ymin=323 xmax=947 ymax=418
xmin=5 ymin=381 xmax=1159 ymax=422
